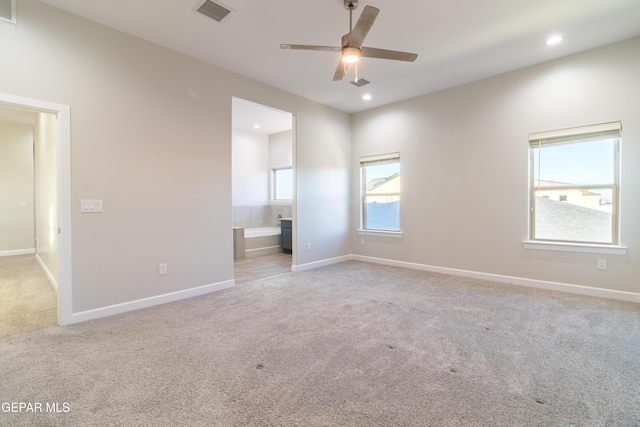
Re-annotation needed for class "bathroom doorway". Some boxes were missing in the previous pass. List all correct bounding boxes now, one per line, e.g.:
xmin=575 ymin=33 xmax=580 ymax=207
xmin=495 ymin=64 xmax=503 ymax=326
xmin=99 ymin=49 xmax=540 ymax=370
xmin=231 ymin=98 xmax=294 ymax=284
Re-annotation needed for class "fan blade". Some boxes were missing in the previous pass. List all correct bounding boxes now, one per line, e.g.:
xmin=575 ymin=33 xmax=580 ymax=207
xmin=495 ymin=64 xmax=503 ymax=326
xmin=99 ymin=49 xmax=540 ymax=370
xmin=333 ymin=60 xmax=349 ymax=81
xmin=280 ymin=44 xmax=341 ymax=52
xmin=344 ymin=5 xmax=379 ymax=48
xmin=361 ymin=47 xmax=418 ymax=62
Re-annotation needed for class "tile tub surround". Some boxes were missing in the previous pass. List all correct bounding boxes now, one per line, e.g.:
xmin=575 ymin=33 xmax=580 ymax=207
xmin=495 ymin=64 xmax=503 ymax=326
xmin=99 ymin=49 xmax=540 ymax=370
xmin=233 ymin=205 xmax=292 ymax=228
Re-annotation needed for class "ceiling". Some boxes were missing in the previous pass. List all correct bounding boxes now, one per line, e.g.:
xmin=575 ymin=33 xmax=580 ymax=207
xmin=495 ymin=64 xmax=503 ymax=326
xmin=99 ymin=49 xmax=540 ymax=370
xmin=232 ymin=98 xmax=292 ymax=135
xmin=38 ymin=0 xmax=640 ymax=115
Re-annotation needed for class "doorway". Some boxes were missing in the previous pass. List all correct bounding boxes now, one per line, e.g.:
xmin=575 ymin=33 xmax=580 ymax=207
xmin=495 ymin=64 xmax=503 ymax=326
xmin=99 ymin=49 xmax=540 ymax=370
xmin=231 ymin=98 xmax=294 ymax=284
xmin=0 ymin=93 xmax=72 ymax=327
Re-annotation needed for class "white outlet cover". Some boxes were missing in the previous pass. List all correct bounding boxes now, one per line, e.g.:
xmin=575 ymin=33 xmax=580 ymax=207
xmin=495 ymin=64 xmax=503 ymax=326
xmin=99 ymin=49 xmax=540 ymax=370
xmin=158 ymin=263 xmax=168 ymax=275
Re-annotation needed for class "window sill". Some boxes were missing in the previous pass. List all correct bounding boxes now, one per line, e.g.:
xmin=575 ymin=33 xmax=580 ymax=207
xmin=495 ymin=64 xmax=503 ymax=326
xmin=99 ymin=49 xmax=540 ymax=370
xmin=522 ymin=240 xmax=627 ymax=255
xmin=358 ymin=229 xmax=404 ymax=238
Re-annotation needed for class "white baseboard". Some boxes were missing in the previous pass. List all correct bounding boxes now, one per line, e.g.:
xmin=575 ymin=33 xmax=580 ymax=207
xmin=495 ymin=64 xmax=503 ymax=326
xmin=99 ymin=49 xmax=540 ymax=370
xmin=292 ymin=255 xmax=352 ymax=272
xmin=351 ymin=255 xmax=640 ymax=304
xmin=0 ymin=248 xmax=35 ymax=257
xmin=35 ymin=254 xmax=58 ymax=293
xmin=70 ymin=280 xmax=235 ymax=324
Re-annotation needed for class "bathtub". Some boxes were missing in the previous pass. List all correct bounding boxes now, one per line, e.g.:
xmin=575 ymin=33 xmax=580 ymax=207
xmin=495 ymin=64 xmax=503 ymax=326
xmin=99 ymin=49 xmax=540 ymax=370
xmin=244 ymin=227 xmax=282 ymax=258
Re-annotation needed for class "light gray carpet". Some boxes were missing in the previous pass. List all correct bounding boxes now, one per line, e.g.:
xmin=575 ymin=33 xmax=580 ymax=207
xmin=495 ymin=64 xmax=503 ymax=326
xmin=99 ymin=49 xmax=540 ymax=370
xmin=1 ymin=261 xmax=639 ymax=426
xmin=0 ymin=254 xmax=57 ymax=338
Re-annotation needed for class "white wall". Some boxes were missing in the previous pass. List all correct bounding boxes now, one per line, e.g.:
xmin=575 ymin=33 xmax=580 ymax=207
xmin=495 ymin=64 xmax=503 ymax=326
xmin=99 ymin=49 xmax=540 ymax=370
xmin=351 ymin=36 xmax=640 ymax=294
xmin=34 ymin=112 xmax=58 ymax=285
xmin=232 ymin=129 xmax=269 ymax=206
xmin=0 ymin=121 xmax=34 ymax=254
xmin=269 ymin=130 xmax=293 ymax=170
xmin=0 ymin=0 xmax=351 ymax=317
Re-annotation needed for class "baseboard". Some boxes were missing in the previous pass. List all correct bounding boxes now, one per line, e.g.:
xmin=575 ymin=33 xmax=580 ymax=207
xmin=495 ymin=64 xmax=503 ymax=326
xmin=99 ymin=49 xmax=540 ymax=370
xmin=35 ymin=253 xmax=58 ymax=293
xmin=0 ymin=248 xmax=35 ymax=257
xmin=292 ymin=255 xmax=352 ymax=272
xmin=70 ymin=280 xmax=235 ymax=324
xmin=351 ymin=255 xmax=640 ymax=304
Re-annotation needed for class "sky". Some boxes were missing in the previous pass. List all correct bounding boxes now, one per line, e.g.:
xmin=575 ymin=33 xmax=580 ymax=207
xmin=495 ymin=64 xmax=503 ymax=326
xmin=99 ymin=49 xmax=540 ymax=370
xmin=532 ymin=138 xmax=617 ymax=185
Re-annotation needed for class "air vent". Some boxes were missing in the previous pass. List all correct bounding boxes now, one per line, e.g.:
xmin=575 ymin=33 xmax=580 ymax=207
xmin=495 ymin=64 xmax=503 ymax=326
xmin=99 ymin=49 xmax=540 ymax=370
xmin=351 ymin=78 xmax=371 ymax=87
xmin=0 ymin=0 xmax=16 ymax=24
xmin=197 ymin=0 xmax=232 ymax=22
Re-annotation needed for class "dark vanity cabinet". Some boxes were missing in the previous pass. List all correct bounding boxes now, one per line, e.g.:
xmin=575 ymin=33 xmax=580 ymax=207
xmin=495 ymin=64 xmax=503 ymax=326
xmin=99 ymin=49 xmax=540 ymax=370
xmin=281 ymin=219 xmax=292 ymax=254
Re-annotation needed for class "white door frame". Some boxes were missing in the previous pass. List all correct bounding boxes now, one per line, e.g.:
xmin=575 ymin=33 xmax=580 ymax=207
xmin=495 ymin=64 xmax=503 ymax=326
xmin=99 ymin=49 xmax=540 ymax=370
xmin=0 ymin=92 xmax=72 ymax=325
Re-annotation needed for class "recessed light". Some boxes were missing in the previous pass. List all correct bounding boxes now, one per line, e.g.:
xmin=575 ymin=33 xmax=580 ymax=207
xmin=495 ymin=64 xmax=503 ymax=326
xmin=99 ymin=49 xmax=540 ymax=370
xmin=253 ymin=124 xmax=260 ymax=129
xmin=362 ymin=94 xmax=372 ymax=101
xmin=546 ymin=35 xmax=563 ymax=45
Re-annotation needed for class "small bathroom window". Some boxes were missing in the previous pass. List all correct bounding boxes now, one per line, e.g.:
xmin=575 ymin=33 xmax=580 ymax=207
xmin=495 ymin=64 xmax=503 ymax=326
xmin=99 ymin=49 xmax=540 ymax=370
xmin=0 ymin=0 xmax=17 ymax=24
xmin=273 ymin=167 xmax=292 ymax=201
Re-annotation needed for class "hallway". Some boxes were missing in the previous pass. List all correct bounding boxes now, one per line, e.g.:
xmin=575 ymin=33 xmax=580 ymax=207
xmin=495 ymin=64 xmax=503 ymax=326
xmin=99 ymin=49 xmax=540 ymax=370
xmin=0 ymin=255 xmax=57 ymax=338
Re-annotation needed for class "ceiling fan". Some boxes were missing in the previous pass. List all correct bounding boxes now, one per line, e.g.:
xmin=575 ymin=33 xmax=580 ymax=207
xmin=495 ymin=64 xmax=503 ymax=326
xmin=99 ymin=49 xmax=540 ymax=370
xmin=280 ymin=0 xmax=418 ymax=81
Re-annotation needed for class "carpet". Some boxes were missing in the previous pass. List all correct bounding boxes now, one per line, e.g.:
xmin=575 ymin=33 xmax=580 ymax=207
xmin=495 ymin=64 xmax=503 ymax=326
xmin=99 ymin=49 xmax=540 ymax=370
xmin=0 ymin=255 xmax=57 ymax=338
xmin=1 ymin=261 xmax=638 ymax=426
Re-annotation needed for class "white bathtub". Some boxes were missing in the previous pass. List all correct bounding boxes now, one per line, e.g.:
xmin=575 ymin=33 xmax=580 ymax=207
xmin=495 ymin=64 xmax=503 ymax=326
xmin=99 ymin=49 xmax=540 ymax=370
xmin=244 ymin=227 xmax=281 ymax=258
xmin=244 ymin=227 xmax=281 ymax=238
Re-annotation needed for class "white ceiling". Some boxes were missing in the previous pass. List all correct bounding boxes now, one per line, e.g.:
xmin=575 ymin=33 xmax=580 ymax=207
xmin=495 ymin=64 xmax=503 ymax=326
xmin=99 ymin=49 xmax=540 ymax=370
xmin=39 ymin=0 xmax=640 ymax=115
xmin=232 ymin=97 xmax=292 ymax=135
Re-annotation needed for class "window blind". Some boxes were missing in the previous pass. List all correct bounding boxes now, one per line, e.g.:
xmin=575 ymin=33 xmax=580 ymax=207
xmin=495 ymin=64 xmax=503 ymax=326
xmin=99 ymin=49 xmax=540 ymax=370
xmin=529 ymin=122 xmax=621 ymax=147
xmin=360 ymin=152 xmax=400 ymax=166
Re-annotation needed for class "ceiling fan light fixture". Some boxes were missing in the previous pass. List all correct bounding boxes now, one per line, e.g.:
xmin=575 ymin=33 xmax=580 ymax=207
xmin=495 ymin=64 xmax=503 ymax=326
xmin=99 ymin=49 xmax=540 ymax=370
xmin=342 ymin=47 xmax=360 ymax=64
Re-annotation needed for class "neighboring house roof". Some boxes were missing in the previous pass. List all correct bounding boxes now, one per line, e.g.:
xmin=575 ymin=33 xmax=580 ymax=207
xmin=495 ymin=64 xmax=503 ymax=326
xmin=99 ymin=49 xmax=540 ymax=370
xmin=534 ymin=179 xmax=575 ymax=188
xmin=535 ymin=196 xmax=611 ymax=243
xmin=367 ymin=173 xmax=399 ymax=192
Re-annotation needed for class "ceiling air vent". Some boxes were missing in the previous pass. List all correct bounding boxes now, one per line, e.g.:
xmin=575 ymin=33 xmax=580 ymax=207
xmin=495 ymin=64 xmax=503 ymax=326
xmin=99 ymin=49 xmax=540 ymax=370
xmin=0 ymin=0 xmax=16 ymax=24
xmin=197 ymin=0 xmax=232 ymax=22
xmin=351 ymin=78 xmax=371 ymax=87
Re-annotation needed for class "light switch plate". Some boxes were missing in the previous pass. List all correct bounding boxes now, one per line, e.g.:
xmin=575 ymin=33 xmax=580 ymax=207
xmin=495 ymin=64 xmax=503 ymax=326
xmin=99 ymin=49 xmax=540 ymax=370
xmin=81 ymin=200 xmax=103 ymax=213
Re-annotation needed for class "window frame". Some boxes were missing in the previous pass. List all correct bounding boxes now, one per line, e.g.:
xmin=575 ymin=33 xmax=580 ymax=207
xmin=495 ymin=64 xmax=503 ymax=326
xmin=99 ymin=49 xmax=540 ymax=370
xmin=360 ymin=152 xmax=401 ymax=234
xmin=0 ymin=0 xmax=17 ymax=24
xmin=528 ymin=122 xmax=621 ymax=247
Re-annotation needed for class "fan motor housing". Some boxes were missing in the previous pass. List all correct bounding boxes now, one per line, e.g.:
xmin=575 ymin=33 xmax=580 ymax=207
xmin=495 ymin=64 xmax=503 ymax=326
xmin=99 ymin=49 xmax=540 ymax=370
xmin=344 ymin=1 xmax=358 ymax=10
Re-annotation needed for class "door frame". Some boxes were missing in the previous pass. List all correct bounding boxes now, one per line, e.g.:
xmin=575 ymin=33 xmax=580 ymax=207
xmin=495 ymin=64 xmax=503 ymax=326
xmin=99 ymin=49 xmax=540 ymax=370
xmin=0 ymin=92 xmax=72 ymax=325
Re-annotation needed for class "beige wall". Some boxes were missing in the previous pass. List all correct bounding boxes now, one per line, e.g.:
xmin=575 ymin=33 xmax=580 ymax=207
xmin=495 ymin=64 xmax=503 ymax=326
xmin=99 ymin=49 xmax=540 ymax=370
xmin=1 ymin=0 xmax=351 ymax=315
xmin=351 ymin=36 xmax=640 ymax=294
xmin=34 ymin=112 xmax=58 ymax=285
xmin=0 ymin=121 xmax=34 ymax=253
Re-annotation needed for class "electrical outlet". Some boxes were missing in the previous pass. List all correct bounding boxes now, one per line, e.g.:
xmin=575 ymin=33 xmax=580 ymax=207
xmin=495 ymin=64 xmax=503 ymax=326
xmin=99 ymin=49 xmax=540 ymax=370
xmin=597 ymin=259 xmax=606 ymax=270
xmin=360 ymin=238 xmax=365 ymax=245
xmin=306 ymin=242 xmax=311 ymax=251
xmin=159 ymin=263 xmax=168 ymax=275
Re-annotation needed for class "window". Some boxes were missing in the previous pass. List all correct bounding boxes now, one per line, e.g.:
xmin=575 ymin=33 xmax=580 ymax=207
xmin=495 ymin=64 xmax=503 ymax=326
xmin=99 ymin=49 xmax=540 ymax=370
xmin=361 ymin=153 xmax=400 ymax=232
xmin=272 ymin=167 xmax=292 ymax=201
xmin=0 ymin=0 xmax=17 ymax=24
xmin=273 ymin=167 xmax=292 ymax=201
xmin=529 ymin=122 xmax=621 ymax=245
